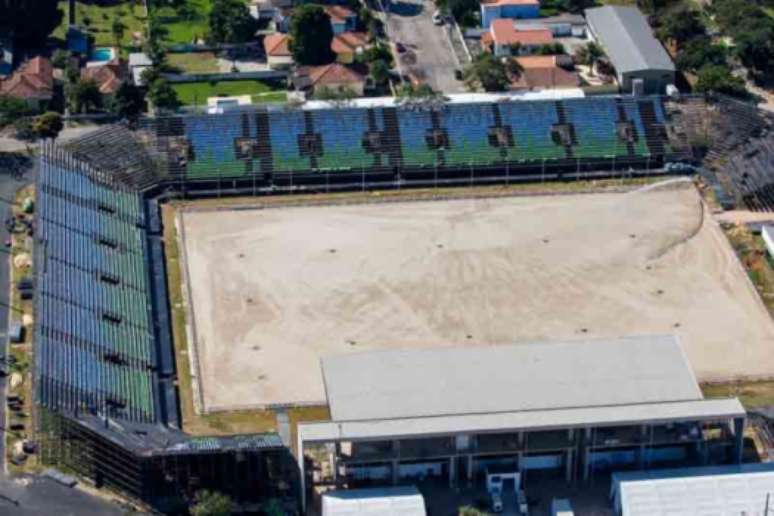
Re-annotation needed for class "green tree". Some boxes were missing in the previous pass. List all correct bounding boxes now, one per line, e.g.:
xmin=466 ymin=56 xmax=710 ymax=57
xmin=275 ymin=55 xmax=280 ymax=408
xmin=32 ymin=111 xmax=63 ymax=140
xmin=314 ymin=86 xmax=357 ymax=107
xmin=190 ymin=490 xmax=233 ymax=516
xmin=290 ymin=5 xmax=336 ymax=65
xmin=369 ymin=59 xmax=390 ymax=87
xmin=111 ymin=15 xmax=127 ymax=48
xmin=0 ymin=96 xmax=33 ymax=127
xmin=359 ymin=43 xmax=394 ymax=68
xmin=463 ymin=53 xmax=518 ymax=92
xmin=208 ymin=0 xmax=257 ymax=44
xmin=675 ymin=36 xmax=727 ymax=72
xmin=695 ymin=64 xmax=748 ymax=97
xmin=66 ymin=79 xmax=102 ymax=114
xmin=574 ymin=41 xmax=605 ymax=76
xmin=147 ymin=78 xmax=180 ymax=113
xmin=655 ymin=3 xmax=705 ymax=47
xmin=0 ymin=0 xmax=63 ymax=48
xmin=111 ymin=82 xmax=146 ymax=120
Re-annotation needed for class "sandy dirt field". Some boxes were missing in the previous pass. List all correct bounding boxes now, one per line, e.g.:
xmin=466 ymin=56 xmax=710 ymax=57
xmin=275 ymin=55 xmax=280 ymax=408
xmin=178 ymin=183 xmax=774 ymax=411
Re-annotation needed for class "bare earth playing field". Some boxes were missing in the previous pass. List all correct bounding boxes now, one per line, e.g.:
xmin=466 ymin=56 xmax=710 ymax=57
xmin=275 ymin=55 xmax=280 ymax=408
xmin=178 ymin=183 xmax=774 ymax=412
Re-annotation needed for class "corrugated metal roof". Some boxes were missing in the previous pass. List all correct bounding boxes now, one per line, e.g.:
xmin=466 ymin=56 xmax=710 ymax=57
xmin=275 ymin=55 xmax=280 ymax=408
xmin=322 ymin=335 xmax=701 ymax=421
xmin=612 ymin=464 xmax=774 ymax=516
xmin=585 ymin=6 xmax=675 ymax=74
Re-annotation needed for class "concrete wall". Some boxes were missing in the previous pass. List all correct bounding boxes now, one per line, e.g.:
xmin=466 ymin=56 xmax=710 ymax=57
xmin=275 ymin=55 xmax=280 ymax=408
xmin=621 ymin=69 xmax=675 ymax=94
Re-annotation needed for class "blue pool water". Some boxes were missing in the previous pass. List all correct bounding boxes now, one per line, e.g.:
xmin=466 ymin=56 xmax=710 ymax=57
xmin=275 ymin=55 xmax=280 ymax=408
xmin=90 ymin=47 xmax=116 ymax=62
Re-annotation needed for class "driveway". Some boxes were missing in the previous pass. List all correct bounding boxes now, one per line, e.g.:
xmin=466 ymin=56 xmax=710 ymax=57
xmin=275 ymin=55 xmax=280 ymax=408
xmin=384 ymin=0 xmax=465 ymax=93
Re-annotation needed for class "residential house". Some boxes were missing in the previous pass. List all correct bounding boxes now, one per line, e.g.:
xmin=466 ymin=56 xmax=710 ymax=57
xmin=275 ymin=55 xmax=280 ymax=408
xmin=331 ymin=32 xmax=369 ymax=64
xmin=82 ymin=59 xmax=127 ymax=101
xmin=294 ymin=63 xmax=366 ymax=96
xmin=264 ymin=33 xmax=294 ymax=69
xmin=480 ymin=0 xmax=540 ymax=28
xmin=0 ymin=38 xmax=13 ymax=78
xmin=585 ymin=5 xmax=675 ymax=93
xmin=481 ymin=19 xmax=554 ymax=56
xmin=324 ymin=6 xmax=358 ymax=34
xmin=510 ymin=55 xmax=580 ymax=90
xmin=0 ymin=57 xmax=54 ymax=110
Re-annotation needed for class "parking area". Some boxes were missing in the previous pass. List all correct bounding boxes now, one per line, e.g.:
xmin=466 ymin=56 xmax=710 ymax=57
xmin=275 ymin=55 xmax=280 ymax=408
xmin=384 ymin=0 xmax=465 ymax=92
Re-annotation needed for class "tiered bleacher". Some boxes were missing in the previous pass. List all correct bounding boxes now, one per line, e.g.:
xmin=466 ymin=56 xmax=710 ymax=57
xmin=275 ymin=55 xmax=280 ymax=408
xmin=36 ymin=148 xmax=157 ymax=423
xmin=141 ymin=95 xmax=675 ymax=182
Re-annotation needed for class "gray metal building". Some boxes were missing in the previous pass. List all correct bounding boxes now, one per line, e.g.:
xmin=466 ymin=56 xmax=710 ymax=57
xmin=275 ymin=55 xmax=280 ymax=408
xmin=585 ymin=6 xmax=675 ymax=94
xmin=298 ymin=335 xmax=745 ymax=510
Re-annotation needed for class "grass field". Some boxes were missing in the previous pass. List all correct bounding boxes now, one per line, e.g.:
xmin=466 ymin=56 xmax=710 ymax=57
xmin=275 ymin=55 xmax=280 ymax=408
xmin=54 ymin=0 xmax=147 ymax=48
xmin=172 ymin=80 xmax=286 ymax=105
xmin=167 ymin=52 xmax=221 ymax=74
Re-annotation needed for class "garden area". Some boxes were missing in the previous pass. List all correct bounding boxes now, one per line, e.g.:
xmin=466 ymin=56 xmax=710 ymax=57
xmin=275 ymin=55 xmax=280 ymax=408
xmin=171 ymin=80 xmax=286 ymax=105
xmin=53 ymin=0 xmax=147 ymax=48
xmin=168 ymin=52 xmax=221 ymax=73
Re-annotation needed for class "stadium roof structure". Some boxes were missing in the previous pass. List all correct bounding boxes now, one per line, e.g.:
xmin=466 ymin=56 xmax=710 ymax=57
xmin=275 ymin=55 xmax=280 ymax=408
xmin=302 ymin=335 xmax=744 ymax=442
xmin=322 ymin=335 xmax=703 ymax=421
xmin=322 ymin=487 xmax=426 ymax=516
xmin=611 ymin=464 xmax=774 ymax=516
xmin=585 ymin=6 xmax=675 ymax=74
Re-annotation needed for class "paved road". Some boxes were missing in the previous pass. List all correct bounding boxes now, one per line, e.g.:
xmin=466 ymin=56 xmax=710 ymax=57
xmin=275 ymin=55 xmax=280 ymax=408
xmin=385 ymin=0 xmax=465 ymax=93
xmin=0 ymin=123 xmax=100 ymax=153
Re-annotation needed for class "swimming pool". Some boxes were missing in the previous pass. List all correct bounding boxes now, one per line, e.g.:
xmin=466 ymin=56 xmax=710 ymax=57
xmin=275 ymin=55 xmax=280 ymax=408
xmin=89 ymin=47 xmax=116 ymax=62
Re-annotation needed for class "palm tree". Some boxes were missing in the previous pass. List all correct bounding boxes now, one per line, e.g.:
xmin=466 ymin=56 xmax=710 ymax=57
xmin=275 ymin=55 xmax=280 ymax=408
xmin=575 ymin=41 xmax=605 ymax=76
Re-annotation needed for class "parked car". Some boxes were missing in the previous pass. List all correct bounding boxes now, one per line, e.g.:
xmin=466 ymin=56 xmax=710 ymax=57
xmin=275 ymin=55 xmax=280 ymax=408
xmin=432 ymin=10 xmax=444 ymax=25
xmin=395 ymin=42 xmax=406 ymax=53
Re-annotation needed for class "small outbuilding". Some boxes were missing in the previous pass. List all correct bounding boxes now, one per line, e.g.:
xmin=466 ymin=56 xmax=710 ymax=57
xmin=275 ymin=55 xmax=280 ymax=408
xmin=322 ymin=486 xmax=426 ymax=516
xmin=611 ymin=463 xmax=774 ymax=516
xmin=585 ymin=6 xmax=675 ymax=94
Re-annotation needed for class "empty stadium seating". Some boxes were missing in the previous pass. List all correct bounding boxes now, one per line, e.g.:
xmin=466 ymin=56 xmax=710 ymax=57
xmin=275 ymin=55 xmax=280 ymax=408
xmin=36 ymin=156 xmax=157 ymax=423
xmin=166 ymin=96 xmax=674 ymax=180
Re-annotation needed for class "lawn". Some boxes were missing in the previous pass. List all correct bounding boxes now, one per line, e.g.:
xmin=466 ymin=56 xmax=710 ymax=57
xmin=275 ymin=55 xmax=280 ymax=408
xmin=54 ymin=0 xmax=147 ymax=48
xmin=172 ymin=80 xmax=286 ymax=105
xmin=153 ymin=0 xmax=212 ymax=46
xmin=152 ymin=0 xmax=250 ymax=46
xmin=167 ymin=52 xmax=221 ymax=74
xmin=703 ymin=381 xmax=774 ymax=409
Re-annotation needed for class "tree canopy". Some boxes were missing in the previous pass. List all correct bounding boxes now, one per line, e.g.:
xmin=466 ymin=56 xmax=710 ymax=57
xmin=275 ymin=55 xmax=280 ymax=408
xmin=111 ymin=82 xmax=146 ymax=121
xmin=695 ymin=64 xmax=748 ymax=98
xmin=0 ymin=0 xmax=63 ymax=48
xmin=147 ymin=78 xmax=180 ymax=113
xmin=33 ymin=112 xmax=63 ymax=140
xmin=290 ymin=5 xmax=336 ymax=65
xmin=675 ymin=36 xmax=727 ymax=72
xmin=463 ymin=53 xmax=520 ymax=92
xmin=190 ymin=490 xmax=233 ymax=516
xmin=208 ymin=0 xmax=257 ymax=44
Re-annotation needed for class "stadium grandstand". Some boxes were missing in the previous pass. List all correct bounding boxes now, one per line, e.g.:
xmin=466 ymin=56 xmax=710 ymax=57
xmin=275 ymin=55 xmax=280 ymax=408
xmin=30 ymin=93 xmax=772 ymax=512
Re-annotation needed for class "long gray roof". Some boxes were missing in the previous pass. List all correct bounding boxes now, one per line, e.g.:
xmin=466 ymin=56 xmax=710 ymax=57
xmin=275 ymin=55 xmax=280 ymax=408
xmin=322 ymin=335 xmax=701 ymax=422
xmin=585 ymin=6 xmax=675 ymax=74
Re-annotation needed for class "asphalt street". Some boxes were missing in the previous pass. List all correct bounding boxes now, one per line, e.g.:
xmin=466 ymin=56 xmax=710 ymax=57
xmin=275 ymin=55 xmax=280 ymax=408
xmin=385 ymin=0 xmax=465 ymax=92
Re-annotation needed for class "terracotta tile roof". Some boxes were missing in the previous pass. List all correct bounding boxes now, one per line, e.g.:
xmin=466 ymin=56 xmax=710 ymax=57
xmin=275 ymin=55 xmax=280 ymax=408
xmin=331 ymin=32 xmax=369 ymax=54
xmin=0 ymin=56 xmax=53 ymax=100
xmin=512 ymin=56 xmax=580 ymax=89
xmin=323 ymin=5 xmax=356 ymax=23
xmin=264 ymin=33 xmax=291 ymax=57
xmin=81 ymin=59 xmax=127 ymax=95
xmin=304 ymin=63 xmax=365 ymax=87
xmin=481 ymin=0 xmax=539 ymax=6
xmin=490 ymin=20 xmax=553 ymax=46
